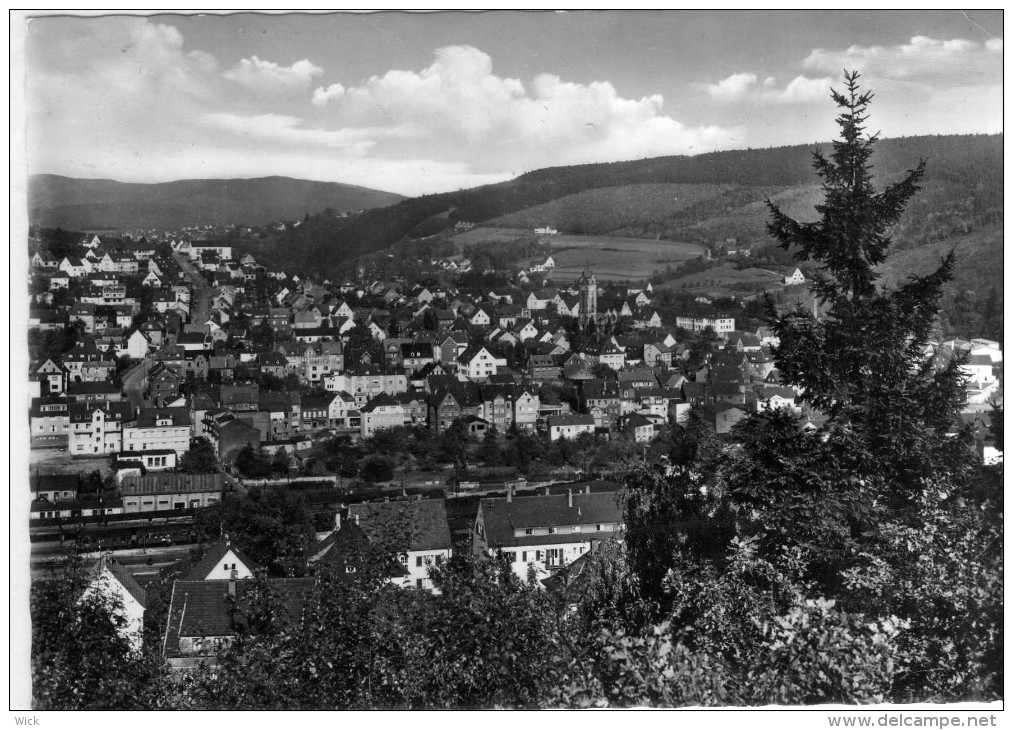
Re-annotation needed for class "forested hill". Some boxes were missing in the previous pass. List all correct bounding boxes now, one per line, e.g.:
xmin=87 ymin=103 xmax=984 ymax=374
xmin=258 ymin=134 xmax=1001 ymax=275
xmin=28 ymin=175 xmax=405 ymax=230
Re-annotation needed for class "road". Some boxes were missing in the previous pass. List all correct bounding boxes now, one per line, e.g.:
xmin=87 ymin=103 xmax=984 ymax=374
xmin=122 ymin=359 xmax=150 ymax=409
xmin=174 ymin=252 xmax=212 ymax=325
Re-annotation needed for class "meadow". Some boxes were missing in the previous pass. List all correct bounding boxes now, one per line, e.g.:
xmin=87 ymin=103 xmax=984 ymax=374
xmin=533 ymin=234 xmax=705 ymax=281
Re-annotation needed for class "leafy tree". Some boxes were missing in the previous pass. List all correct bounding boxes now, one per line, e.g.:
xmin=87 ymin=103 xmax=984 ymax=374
xmin=31 ymin=556 xmax=169 ymax=709
xmin=477 ymin=425 xmax=502 ymax=466
xmin=178 ymin=437 xmax=218 ymax=474
xmin=234 ymin=445 xmax=270 ymax=478
xmin=192 ymin=489 xmax=316 ymax=576
xmin=271 ymin=449 xmax=291 ymax=476
xmin=360 ymin=455 xmax=394 ymax=483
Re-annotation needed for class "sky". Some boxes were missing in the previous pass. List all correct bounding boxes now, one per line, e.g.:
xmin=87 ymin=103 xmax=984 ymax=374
xmin=23 ymin=10 xmax=1004 ymax=197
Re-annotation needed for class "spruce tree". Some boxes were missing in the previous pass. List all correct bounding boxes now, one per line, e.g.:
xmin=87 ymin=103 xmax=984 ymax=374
xmin=764 ymin=71 xmax=972 ymax=498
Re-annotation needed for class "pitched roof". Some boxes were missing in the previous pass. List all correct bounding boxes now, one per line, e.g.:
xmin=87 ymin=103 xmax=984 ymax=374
xmin=90 ymin=556 xmax=147 ymax=608
xmin=163 ymin=578 xmax=314 ymax=658
xmin=347 ymin=499 xmax=452 ymax=552
xmin=131 ymin=406 xmax=191 ymax=428
xmin=182 ymin=539 xmax=260 ymax=581
xmin=121 ymin=473 xmax=224 ymax=496
xmin=481 ymin=492 xmax=621 ymax=547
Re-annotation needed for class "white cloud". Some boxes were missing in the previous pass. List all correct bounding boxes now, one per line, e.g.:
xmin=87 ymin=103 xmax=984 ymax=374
xmin=703 ymin=72 xmax=758 ymax=101
xmin=777 ymin=75 xmax=832 ymax=103
xmin=312 ymin=83 xmax=346 ymax=107
xmin=803 ymin=36 xmax=1003 ymax=84
xmin=317 ymin=45 xmax=736 ymax=171
xmin=222 ymin=56 xmax=323 ymax=94
xmin=703 ymin=72 xmax=831 ymax=105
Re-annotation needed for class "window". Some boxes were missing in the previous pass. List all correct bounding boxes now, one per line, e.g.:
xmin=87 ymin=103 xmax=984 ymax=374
xmin=399 ymin=554 xmax=408 ymax=565
xmin=416 ymin=556 xmax=423 ymax=567
xmin=522 ymin=551 xmax=527 ymax=562
xmin=524 ymin=528 xmax=533 ymax=536
xmin=416 ymin=579 xmax=424 ymax=589
xmin=548 ymin=527 xmax=556 ymax=534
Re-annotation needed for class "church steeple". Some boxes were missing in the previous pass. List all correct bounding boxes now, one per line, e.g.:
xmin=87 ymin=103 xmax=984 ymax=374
xmin=578 ymin=264 xmax=597 ymax=331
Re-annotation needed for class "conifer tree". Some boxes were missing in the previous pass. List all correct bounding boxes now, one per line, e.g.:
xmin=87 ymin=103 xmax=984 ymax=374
xmin=764 ymin=71 xmax=972 ymax=497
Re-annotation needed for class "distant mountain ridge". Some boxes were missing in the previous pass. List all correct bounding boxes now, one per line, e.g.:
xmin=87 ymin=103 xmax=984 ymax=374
xmin=28 ymin=174 xmax=406 ymax=230
xmin=256 ymin=133 xmax=1001 ymax=273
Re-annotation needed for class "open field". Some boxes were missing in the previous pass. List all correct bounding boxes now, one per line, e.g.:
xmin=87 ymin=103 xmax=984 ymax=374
xmin=451 ymin=226 xmax=534 ymax=247
xmin=30 ymin=447 xmax=112 ymax=477
xmin=532 ymin=234 xmax=705 ymax=282
xmin=657 ymin=263 xmax=785 ymax=299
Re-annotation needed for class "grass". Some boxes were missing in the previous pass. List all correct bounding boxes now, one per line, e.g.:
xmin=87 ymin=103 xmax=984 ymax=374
xmin=657 ymin=263 xmax=785 ymax=299
xmin=532 ymin=235 xmax=705 ymax=282
xmin=451 ymin=227 xmax=534 ymax=246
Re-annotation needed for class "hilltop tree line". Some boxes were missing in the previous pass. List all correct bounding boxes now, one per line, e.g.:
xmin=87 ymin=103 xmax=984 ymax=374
xmin=241 ymin=134 xmax=1000 ymax=277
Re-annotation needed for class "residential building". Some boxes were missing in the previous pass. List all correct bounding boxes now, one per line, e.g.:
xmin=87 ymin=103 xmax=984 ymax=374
xmin=123 ymin=407 xmax=191 ymax=456
xmin=547 ymin=414 xmax=596 ymax=441
xmin=346 ymin=499 xmax=453 ymax=592
xmin=478 ymin=488 xmax=622 ymax=582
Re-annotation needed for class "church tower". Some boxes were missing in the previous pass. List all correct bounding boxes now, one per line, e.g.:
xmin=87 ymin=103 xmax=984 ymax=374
xmin=578 ymin=266 xmax=597 ymax=330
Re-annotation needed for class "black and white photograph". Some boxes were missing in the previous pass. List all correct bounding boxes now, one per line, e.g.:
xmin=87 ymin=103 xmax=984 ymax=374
xmin=11 ymin=9 xmax=1004 ymax=717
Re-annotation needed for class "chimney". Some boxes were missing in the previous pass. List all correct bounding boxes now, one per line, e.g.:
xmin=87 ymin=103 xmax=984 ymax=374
xmin=585 ymin=485 xmax=591 ymax=495
xmin=334 ymin=511 xmax=341 ymax=531
xmin=353 ymin=513 xmax=360 ymax=526
xmin=228 ymin=570 xmax=237 ymax=598
xmin=507 ymin=485 xmax=513 ymax=503
xmin=567 ymin=489 xmax=573 ymax=508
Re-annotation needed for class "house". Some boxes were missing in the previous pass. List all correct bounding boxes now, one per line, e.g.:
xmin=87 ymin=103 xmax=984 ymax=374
xmin=469 ymin=308 xmax=492 ymax=327
xmin=784 ymin=267 xmax=806 ymax=286
xmin=401 ymin=341 xmax=435 ymax=374
xmin=126 ymin=329 xmax=151 ymax=360
xmin=83 ymin=556 xmax=147 ymax=654
xmin=204 ymin=413 xmax=262 ymax=461
xmin=68 ymin=401 xmax=133 ymax=456
xmin=162 ymin=576 xmax=314 ymax=670
xmin=478 ymin=488 xmax=622 ymax=582
xmin=360 ymin=393 xmax=406 ymax=438
xmin=324 ymin=367 xmax=408 ymax=408
xmin=581 ymin=380 xmax=621 ymax=428
xmin=123 ymin=407 xmax=191 ymax=456
xmin=30 ymin=396 xmax=72 ymax=447
xmin=346 ymin=499 xmax=453 ymax=592
xmin=300 ymin=393 xmax=335 ymax=431
xmin=675 ymin=316 xmax=735 ymax=335
xmin=705 ymin=402 xmax=747 ymax=434
xmin=750 ymin=385 xmax=798 ymax=413
xmin=148 ymin=363 xmax=183 ymax=406
xmin=457 ymin=346 xmax=504 ymax=382
xmin=961 ymin=354 xmax=998 ymax=386
xmin=31 ymin=357 xmax=68 ymax=397
xmin=66 ymin=380 xmax=123 ymax=403
xmin=327 ymin=390 xmax=356 ymax=428
xmin=620 ymin=413 xmax=658 ymax=443
xmin=59 ymin=257 xmax=92 ymax=278
xmin=597 ymin=340 xmax=626 ymax=370
xmin=547 ymin=414 xmax=596 ymax=441
xmin=643 ymin=342 xmax=673 ymax=368
xmin=429 ymin=383 xmax=483 ymax=434
xmin=181 ymin=538 xmax=258 ymax=581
